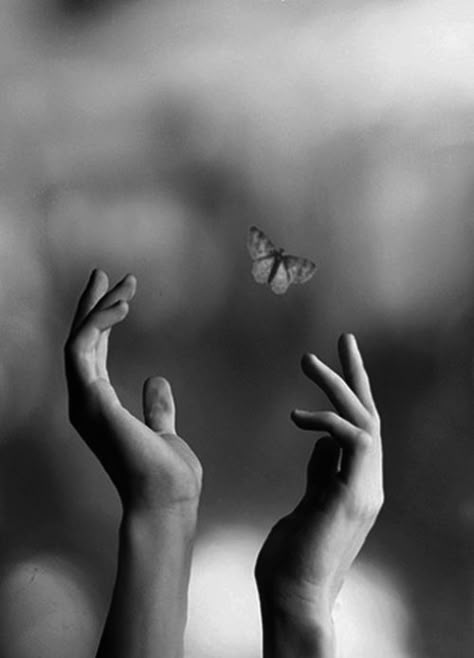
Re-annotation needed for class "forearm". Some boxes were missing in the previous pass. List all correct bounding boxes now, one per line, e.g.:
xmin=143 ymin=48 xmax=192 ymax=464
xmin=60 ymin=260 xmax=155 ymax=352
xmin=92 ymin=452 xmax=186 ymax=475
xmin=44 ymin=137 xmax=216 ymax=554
xmin=96 ymin=506 xmax=198 ymax=658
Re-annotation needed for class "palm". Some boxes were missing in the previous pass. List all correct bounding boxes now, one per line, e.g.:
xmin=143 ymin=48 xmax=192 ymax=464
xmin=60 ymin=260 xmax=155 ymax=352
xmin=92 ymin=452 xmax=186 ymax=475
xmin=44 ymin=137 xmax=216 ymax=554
xmin=256 ymin=337 xmax=383 ymax=625
xmin=257 ymin=482 xmax=367 ymax=614
xmin=99 ymin=400 xmax=203 ymax=509
xmin=65 ymin=270 xmax=202 ymax=513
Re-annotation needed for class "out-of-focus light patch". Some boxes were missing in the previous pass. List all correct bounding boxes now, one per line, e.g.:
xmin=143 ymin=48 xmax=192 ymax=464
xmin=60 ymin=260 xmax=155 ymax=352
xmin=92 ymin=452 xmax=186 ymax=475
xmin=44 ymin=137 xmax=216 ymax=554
xmin=291 ymin=1 xmax=474 ymax=122
xmin=0 ymin=205 xmax=50 ymax=428
xmin=334 ymin=561 xmax=412 ymax=658
xmin=186 ymin=525 xmax=262 ymax=658
xmin=326 ymin=152 xmax=473 ymax=334
xmin=0 ymin=555 xmax=99 ymax=658
xmin=186 ymin=525 xmax=412 ymax=658
xmin=363 ymin=161 xmax=472 ymax=325
xmin=47 ymin=189 xmax=231 ymax=332
xmin=30 ymin=0 xmax=474 ymax=198
xmin=458 ymin=498 xmax=474 ymax=529
xmin=25 ymin=0 xmax=474 ymax=247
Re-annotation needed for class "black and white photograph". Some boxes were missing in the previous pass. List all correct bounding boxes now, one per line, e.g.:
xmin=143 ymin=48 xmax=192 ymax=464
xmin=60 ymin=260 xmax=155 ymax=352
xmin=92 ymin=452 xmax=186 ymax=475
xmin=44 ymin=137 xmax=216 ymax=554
xmin=0 ymin=2 xmax=472 ymax=657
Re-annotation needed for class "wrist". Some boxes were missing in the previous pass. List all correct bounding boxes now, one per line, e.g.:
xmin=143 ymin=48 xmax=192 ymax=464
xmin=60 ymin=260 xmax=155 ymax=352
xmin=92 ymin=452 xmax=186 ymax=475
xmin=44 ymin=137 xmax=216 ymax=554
xmin=262 ymin=603 xmax=336 ymax=658
xmin=121 ymin=502 xmax=199 ymax=541
xmin=259 ymin=599 xmax=335 ymax=658
xmin=257 ymin=583 xmax=335 ymax=658
xmin=98 ymin=496 xmax=197 ymax=658
xmin=119 ymin=505 xmax=198 ymax=616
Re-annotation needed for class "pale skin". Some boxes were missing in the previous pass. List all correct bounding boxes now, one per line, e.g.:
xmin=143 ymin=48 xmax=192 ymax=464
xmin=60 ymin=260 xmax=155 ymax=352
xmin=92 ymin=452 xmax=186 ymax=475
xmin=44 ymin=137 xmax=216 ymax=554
xmin=255 ymin=334 xmax=384 ymax=657
xmin=0 ymin=269 xmax=383 ymax=658
xmin=64 ymin=269 xmax=203 ymax=515
xmin=64 ymin=268 xmax=203 ymax=658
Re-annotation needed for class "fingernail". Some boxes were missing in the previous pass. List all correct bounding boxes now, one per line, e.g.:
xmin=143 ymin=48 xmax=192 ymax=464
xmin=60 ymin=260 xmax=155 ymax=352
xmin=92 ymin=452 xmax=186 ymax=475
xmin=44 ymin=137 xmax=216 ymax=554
xmin=91 ymin=268 xmax=106 ymax=280
xmin=124 ymin=273 xmax=136 ymax=285
xmin=349 ymin=334 xmax=360 ymax=350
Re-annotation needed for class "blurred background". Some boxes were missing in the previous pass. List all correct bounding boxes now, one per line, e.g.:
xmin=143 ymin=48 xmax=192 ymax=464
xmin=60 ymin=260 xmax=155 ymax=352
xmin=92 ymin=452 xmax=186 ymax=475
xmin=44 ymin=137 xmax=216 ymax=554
xmin=0 ymin=0 xmax=472 ymax=656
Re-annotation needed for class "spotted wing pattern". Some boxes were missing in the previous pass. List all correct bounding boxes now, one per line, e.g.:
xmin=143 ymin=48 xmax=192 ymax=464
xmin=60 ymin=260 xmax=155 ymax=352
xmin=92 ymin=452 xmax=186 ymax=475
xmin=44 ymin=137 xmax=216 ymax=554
xmin=270 ymin=261 xmax=291 ymax=295
xmin=247 ymin=226 xmax=276 ymax=260
xmin=247 ymin=225 xmax=317 ymax=294
xmin=284 ymin=256 xmax=317 ymax=285
xmin=252 ymin=256 xmax=275 ymax=284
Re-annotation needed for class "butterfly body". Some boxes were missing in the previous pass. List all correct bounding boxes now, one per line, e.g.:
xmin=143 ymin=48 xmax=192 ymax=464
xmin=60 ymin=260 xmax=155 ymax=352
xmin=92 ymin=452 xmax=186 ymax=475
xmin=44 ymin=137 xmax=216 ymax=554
xmin=266 ymin=248 xmax=284 ymax=280
xmin=247 ymin=226 xmax=317 ymax=295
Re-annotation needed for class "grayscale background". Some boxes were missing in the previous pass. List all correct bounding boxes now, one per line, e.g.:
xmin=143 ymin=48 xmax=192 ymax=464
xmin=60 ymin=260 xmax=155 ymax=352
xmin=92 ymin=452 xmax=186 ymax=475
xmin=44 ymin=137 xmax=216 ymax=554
xmin=0 ymin=1 xmax=472 ymax=657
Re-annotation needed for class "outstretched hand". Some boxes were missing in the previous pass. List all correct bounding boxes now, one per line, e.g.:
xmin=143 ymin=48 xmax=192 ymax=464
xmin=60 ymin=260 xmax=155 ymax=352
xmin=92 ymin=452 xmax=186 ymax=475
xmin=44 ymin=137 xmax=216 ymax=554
xmin=255 ymin=334 xmax=383 ymax=645
xmin=64 ymin=269 xmax=202 ymax=516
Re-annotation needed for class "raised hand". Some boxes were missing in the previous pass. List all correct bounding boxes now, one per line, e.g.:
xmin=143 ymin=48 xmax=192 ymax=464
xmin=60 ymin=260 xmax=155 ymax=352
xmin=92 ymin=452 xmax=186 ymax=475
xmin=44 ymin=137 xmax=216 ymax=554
xmin=64 ymin=269 xmax=202 ymax=515
xmin=65 ymin=269 xmax=203 ymax=658
xmin=255 ymin=334 xmax=383 ymax=657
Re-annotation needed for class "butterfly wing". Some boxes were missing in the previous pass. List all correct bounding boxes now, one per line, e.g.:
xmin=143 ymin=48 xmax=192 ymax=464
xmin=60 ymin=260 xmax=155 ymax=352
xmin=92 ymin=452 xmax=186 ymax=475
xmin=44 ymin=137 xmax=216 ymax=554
xmin=284 ymin=255 xmax=317 ymax=286
xmin=252 ymin=256 xmax=275 ymax=284
xmin=247 ymin=226 xmax=316 ymax=294
xmin=270 ymin=261 xmax=291 ymax=295
xmin=248 ymin=226 xmax=277 ymax=260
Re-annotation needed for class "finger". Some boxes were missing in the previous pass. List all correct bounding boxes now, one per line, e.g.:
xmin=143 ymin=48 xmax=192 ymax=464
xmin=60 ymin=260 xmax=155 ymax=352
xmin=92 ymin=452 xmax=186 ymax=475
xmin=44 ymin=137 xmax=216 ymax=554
xmin=69 ymin=301 xmax=129 ymax=361
xmin=71 ymin=274 xmax=136 ymax=380
xmin=338 ymin=333 xmax=377 ymax=414
xmin=93 ymin=274 xmax=136 ymax=313
xmin=305 ymin=436 xmax=341 ymax=496
xmin=96 ymin=328 xmax=111 ymax=380
xmin=291 ymin=409 xmax=371 ymax=484
xmin=301 ymin=353 xmax=370 ymax=427
xmin=292 ymin=409 xmax=365 ymax=450
xmin=142 ymin=377 xmax=176 ymax=435
xmin=70 ymin=269 xmax=109 ymax=334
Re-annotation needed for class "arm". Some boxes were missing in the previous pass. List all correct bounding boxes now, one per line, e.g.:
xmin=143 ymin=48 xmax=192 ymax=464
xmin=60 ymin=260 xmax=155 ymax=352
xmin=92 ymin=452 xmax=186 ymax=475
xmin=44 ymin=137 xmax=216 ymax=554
xmin=64 ymin=269 xmax=203 ymax=658
xmin=255 ymin=333 xmax=383 ymax=658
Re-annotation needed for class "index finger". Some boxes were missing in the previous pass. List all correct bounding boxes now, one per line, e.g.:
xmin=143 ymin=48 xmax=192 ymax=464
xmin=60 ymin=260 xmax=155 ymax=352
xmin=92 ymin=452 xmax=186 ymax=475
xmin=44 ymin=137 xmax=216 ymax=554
xmin=338 ymin=334 xmax=378 ymax=417
xmin=301 ymin=353 xmax=370 ymax=428
xmin=69 ymin=269 xmax=109 ymax=336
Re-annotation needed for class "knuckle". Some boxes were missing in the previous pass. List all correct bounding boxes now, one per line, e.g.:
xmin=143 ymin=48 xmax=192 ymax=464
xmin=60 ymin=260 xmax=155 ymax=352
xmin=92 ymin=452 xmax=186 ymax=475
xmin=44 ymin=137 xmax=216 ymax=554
xmin=363 ymin=501 xmax=381 ymax=521
xmin=360 ymin=407 xmax=375 ymax=429
xmin=194 ymin=461 xmax=204 ymax=487
xmin=366 ymin=497 xmax=385 ymax=520
xmin=321 ymin=410 xmax=338 ymax=424
xmin=376 ymin=491 xmax=385 ymax=511
xmin=355 ymin=429 xmax=372 ymax=451
xmin=358 ymin=404 xmax=381 ymax=434
xmin=367 ymin=409 xmax=381 ymax=430
xmin=373 ymin=412 xmax=382 ymax=432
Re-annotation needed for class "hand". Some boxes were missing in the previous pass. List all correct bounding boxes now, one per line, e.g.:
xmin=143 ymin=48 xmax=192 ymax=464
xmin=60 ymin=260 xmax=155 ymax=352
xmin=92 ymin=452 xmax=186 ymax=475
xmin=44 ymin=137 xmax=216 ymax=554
xmin=255 ymin=334 xmax=383 ymax=631
xmin=64 ymin=269 xmax=202 ymax=517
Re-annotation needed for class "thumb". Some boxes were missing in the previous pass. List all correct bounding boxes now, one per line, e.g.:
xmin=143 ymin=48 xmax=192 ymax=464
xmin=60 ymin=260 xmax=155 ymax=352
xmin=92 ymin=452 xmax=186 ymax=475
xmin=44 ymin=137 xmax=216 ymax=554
xmin=142 ymin=376 xmax=176 ymax=434
xmin=305 ymin=436 xmax=341 ymax=496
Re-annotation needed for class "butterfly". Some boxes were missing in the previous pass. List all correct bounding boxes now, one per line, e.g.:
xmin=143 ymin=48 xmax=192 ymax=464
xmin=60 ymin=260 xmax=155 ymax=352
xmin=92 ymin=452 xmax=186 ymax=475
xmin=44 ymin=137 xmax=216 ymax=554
xmin=247 ymin=225 xmax=317 ymax=295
